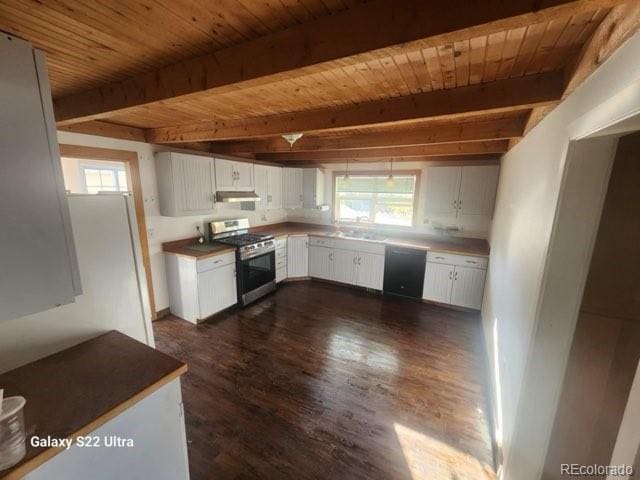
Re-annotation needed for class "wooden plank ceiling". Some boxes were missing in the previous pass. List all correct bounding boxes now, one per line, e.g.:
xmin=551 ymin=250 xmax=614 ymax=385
xmin=1 ymin=0 xmax=638 ymax=165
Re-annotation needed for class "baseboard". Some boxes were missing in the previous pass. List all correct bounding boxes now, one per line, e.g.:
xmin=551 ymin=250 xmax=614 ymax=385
xmin=155 ymin=307 xmax=171 ymax=320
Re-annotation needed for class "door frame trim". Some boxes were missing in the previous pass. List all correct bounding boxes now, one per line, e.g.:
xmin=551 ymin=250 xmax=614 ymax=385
xmin=59 ymin=144 xmax=157 ymax=320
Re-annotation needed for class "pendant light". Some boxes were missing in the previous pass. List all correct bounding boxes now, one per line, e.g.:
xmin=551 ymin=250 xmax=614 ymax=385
xmin=344 ymin=157 xmax=350 ymax=182
xmin=386 ymin=158 xmax=395 ymax=186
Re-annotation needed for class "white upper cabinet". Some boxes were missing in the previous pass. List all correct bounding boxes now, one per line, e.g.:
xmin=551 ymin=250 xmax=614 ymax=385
xmin=458 ymin=165 xmax=500 ymax=217
xmin=254 ymin=165 xmax=269 ymax=210
xmin=214 ymin=158 xmax=254 ymax=192
xmin=156 ymin=152 xmax=216 ymax=216
xmin=267 ymin=166 xmax=283 ymax=209
xmin=303 ymin=168 xmax=325 ymax=208
xmin=0 ymin=34 xmax=81 ymax=321
xmin=424 ymin=166 xmax=462 ymax=216
xmin=282 ymin=168 xmax=304 ymax=208
xmin=424 ymin=165 xmax=499 ymax=220
xmin=253 ymin=165 xmax=282 ymax=210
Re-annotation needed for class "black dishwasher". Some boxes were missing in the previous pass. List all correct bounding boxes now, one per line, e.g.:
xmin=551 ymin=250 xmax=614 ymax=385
xmin=383 ymin=246 xmax=426 ymax=299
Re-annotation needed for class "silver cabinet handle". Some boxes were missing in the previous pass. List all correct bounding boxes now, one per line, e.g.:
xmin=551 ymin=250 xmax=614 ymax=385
xmin=454 ymin=272 xmax=459 ymax=280
xmin=435 ymin=256 xmax=445 ymax=260
xmin=353 ymin=257 xmax=357 ymax=264
xmin=449 ymin=271 xmax=453 ymax=279
xmin=357 ymin=257 xmax=361 ymax=265
xmin=453 ymin=199 xmax=457 ymax=208
xmin=458 ymin=200 xmax=462 ymax=210
xmin=329 ymin=252 xmax=333 ymax=261
xmin=465 ymin=260 xmax=477 ymax=264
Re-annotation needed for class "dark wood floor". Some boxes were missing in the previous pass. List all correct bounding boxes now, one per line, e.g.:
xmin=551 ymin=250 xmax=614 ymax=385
xmin=154 ymin=281 xmax=496 ymax=480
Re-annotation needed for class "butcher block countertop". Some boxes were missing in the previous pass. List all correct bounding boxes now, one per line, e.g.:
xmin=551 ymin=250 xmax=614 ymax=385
xmin=0 ymin=331 xmax=187 ymax=480
xmin=162 ymin=239 xmax=236 ymax=259
xmin=163 ymin=222 xmax=490 ymax=258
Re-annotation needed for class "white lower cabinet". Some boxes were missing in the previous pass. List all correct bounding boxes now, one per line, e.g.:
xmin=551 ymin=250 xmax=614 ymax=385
xmin=197 ymin=263 xmax=237 ymax=319
xmin=166 ymin=251 xmax=237 ymax=323
xmin=331 ymin=248 xmax=358 ymax=285
xmin=356 ymin=252 xmax=385 ymax=290
xmin=450 ymin=266 xmax=487 ymax=309
xmin=287 ymin=235 xmax=308 ymax=277
xmin=422 ymin=251 xmax=487 ymax=310
xmin=307 ymin=237 xmax=385 ymax=291
xmin=309 ymin=245 xmax=333 ymax=280
xmin=423 ymin=263 xmax=454 ymax=304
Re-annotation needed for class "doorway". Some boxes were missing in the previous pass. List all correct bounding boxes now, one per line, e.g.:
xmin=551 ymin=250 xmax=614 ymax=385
xmin=58 ymin=144 xmax=157 ymax=320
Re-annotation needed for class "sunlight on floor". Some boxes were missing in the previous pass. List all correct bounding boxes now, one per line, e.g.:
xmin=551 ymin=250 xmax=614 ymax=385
xmin=393 ymin=422 xmax=495 ymax=480
xmin=328 ymin=330 xmax=399 ymax=373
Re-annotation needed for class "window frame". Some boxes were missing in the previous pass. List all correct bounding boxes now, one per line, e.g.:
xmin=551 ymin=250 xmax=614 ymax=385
xmin=80 ymin=164 xmax=129 ymax=194
xmin=332 ymin=170 xmax=421 ymax=229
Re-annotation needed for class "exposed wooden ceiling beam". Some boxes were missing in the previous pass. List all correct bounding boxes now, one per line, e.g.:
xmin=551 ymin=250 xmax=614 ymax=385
xmin=210 ymin=116 xmax=526 ymax=155
xmin=53 ymin=0 xmax=624 ymax=125
xmin=148 ymin=72 xmax=562 ymax=144
xmin=279 ymin=154 xmax=501 ymax=166
xmin=254 ymin=140 xmax=508 ymax=161
xmin=518 ymin=3 xmax=640 ymax=141
xmin=57 ymin=120 xmax=146 ymax=142
xmin=564 ymin=2 xmax=640 ymax=98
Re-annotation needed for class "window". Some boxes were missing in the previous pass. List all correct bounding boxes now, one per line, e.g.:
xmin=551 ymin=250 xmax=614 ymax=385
xmin=82 ymin=166 xmax=128 ymax=194
xmin=335 ymin=174 xmax=417 ymax=227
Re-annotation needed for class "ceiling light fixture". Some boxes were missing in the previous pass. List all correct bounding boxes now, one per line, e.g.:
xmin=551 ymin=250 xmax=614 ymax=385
xmin=282 ymin=132 xmax=303 ymax=148
xmin=345 ymin=157 xmax=350 ymax=181
xmin=386 ymin=158 xmax=395 ymax=186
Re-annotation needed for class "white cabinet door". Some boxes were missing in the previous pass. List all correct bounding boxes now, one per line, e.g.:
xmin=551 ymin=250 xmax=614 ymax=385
xmin=458 ymin=165 xmax=499 ymax=216
xmin=356 ymin=252 xmax=385 ymax=290
xmin=254 ymin=165 xmax=269 ymax=210
xmin=422 ymin=262 xmax=454 ymax=304
xmin=303 ymin=168 xmax=325 ymax=208
xmin=332 ymin=249 xmax=358 ymax=285
xmin=197 ymin=263 xmax=237 ymax=319
xmin=450 ymin=266 xmax=486 ymax=309
xmin=309 ymin=246 xmax=333 ymax=280
xmin=1 ymin=35 xmax=81 ymax=320
xmin=178 ymin=154 xmax=215 ymax=212
xmin=287 ymin=236 xmax=308 ymax=277
xmin=424 ymin=166 xmax=462 ymax=216
xmin=267 ymin=166 xmax=283 ymax=209
xmin=234 ymin=161 xmax=254 ymax=191
xmin=283 ymin=168 xmax=303 ymax=208
xmin=214 ymin=158 xmax=236 ymax=190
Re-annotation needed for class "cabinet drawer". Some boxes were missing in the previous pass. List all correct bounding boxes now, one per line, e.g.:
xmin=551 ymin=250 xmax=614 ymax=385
xmin=309 ymin=236 xmax=334 ymax=248
xmin=276 ymin=248 xmax=287 ymax=260
xmin=276 ymin=257 xmax=287 ymax=269
xmin=427 ymin=251 xmax=488 ymax=269
xmin=333 ymin=239 xmax=360 ymax=252
xmin=275 ymin=237 xmax=288 ymax=250
xmin=196 ymin=251 xmax=236 ymax=272
xmin=355 ymin=241 xmax=386 ymax=255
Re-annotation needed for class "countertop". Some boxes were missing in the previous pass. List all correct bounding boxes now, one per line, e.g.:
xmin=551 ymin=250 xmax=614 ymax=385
xmin=162 ymin=222 xmax=490 ymax=259
xmin=0 ymin=331 xmax=187 ymax=480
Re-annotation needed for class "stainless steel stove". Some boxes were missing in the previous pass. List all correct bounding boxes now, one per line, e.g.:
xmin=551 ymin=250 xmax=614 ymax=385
xmin=208 ymin=219 xmax=276 ymax=306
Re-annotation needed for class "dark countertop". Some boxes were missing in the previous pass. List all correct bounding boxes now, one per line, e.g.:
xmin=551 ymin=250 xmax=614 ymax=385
xmin=162 ymin=222 xmax=490 ymax=259
xmin=0 ymin=331 xmax=187 ymax=480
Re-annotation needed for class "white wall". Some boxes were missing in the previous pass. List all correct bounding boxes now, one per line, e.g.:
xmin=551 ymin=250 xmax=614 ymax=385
xmin=56 ymin=132 xmax=288 ymax=311
xmin=483 ymin=32 xmax=640 ymax=479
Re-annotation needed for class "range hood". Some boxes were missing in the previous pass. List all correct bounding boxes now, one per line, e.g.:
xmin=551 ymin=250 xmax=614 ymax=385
xmin=216 ymin=191 xmax=260 ymax=203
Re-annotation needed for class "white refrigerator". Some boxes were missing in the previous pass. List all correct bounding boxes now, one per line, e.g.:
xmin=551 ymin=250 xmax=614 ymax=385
xmin=0 ymin=193 xmax=154 ymax=372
